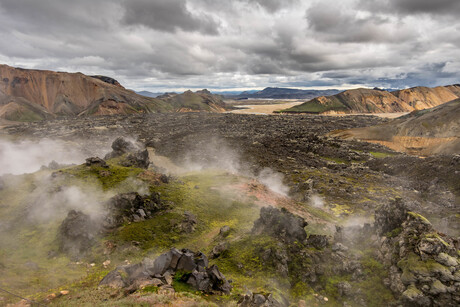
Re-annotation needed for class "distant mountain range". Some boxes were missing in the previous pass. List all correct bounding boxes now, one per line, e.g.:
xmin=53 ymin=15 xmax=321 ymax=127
xmin=0 ymin=65 xmax=227 ymax=121
xmin=282 ymin=85 xmax=460 ymax=114
xmin=135 ymin=90 xmax=163 ymax=98
xmin=227 ymin=87 xmax=341 ymax=99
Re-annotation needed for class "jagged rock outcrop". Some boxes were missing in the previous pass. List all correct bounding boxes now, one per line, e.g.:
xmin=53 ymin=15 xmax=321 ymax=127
xmin=104 ymin=137 xmax=150 ymax=168
xmin=374 ymin=197 xmax=407 ymax=236
xmin=99 ymin=248 xmax=232 ymax=294
xmin=375 ymin=201 xmax=460 ymax=306
xmin=56 ymin=210 xmax=99 ymax=260
xmin=103 ymin=191 xmax=166 ymax=229
xmin=238 ymin=291 xmax=285 ymax=307
xmin=90 ymin=75 xmax=123 ymax=88
xmin=85 ymin=157 xmax=109 ymax=168
xmin=252 ymin=206 xmax=308 ymax=244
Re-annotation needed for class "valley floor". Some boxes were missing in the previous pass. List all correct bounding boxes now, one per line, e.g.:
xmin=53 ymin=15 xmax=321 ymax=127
xmin=0 ymin=113 xmax=458 ymax=306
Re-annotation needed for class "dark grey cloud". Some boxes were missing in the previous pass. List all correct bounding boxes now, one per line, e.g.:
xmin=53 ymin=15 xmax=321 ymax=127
xmin=246 ymin=0 xmax=298 ymax=13
xmin=0 ymin=0 xmax=458 ymax=91
xmin=306 ymin=3 xmax=414 ymax=43
xmin=122 ymin=0 xmax=219 ymax=34
xmin=358 ymin=0 xmax=460 ymax=16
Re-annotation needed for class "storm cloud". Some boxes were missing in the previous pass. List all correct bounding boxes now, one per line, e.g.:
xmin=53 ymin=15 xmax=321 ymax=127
xmin=0 ymin=0 xmax=458 ymax=91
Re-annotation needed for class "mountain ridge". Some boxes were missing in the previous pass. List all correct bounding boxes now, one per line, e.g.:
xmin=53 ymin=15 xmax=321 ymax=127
xmin=282 ymin=84 xmax=460 ymax=114
xmin=0 ymin=64 xmax=227 ymax=121
xmin=330 ymin=98 xmax=460 ymax=155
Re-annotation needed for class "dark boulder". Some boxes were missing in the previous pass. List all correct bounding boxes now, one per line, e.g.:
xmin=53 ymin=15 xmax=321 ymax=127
xmin=306 ymin=234 xmax=329 ymax=249
xmin=374 ymin=197 xmax=407 ymax=236
xmin=103 ymin=192 xmax=166 ymax=229
xmin=176 ymin=211 xmax=197 ymax=233
xmin=100 ymin=248 xmax=231 ymax=294
xmin=57 ymin=210 xmax=98 ymax=260
xmin=210 ymin=242 xmax=228 ymax=259
xmin=85 ymin=157 xmax=108 ymax=168
xmin=120 ymin=149 xmax=150 ymax=169
xmin=252 ymin=206 xmax=307 ymax=243
xmin=238 ymin=291 xmax=285 ymax=307
xmin=105 ymin=137 xmax=137 ymax=159
xmin=104 ymin=137 xmax=150 ymax=169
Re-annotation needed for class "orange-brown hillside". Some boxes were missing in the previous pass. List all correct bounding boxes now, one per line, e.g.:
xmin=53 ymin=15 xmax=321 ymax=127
xmin=0 ymin=64 xmax=226 ymax=121
xmin=282 ymin=85 xmax=460 ymax=114
xmin=330 ymin=99 xmax=460 ymax=156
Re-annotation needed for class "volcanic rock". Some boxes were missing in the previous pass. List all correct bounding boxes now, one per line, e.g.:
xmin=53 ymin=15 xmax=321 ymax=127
xmin=85 ymin=157 xmax=108 ymax=168
xmin=210 ymin=242 xmax=228 ymax=259
xmin=100 ymin=248 xmax=231 ymax=294
xmin=105 ymin=137 xmax=137 ymax=159
xmin=306 ymin=234 xmax=329 ymax=249
xmin=57 ymin=210 xmax=99 ymax=260
xmin=374 ymin=197 xmax=407 ymax=236
xmin=376 ymin=209 xmax=460 ymax=306
xmin=104 ymin=137 xmax=150 ymax=168
xmin=237 ymin=291 xmax=285 ymax=307
xmin=103 ymin=192 xmax=166 ymax=229
xmin=252 ymin=206 xmax=307 ymax=244
xmin=175 ymin=211 xmax=197 ymax=233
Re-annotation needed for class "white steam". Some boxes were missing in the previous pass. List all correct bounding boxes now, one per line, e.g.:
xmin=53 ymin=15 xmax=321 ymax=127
xmin=257 ymin=168 xmax=289 ymax=196
xmin=176 ymin=138 xmax=290 ymax=196
xmin=0 ymin=138 xmax=90 ymax=175
xmin=27 ymin=179 xmax=111 ymax=222
xmin=309 ymin=194 xmax=325 ymax=208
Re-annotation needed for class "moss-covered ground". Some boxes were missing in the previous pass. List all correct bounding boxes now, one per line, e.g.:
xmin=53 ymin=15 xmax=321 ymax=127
xmin=0 ymin=158 xmax=398 ymax=306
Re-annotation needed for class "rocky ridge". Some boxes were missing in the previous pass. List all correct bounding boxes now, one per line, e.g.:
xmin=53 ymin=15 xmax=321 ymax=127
xmin=0 ymin=64 xmax=227 ymax=121
xmin=283 ymin=84 xmax=460 ymax=114
xmin=374 ymin=200 xmax=460 ymax=306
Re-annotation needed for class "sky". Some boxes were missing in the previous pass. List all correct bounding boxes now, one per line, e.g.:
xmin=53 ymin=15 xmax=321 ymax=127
xmin=0 ymin=0 xmax=459 ymax=92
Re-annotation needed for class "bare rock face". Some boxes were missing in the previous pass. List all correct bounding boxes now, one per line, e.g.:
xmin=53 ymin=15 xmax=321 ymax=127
xmin=252 ymin=206 xmax=307 ymax=244
xmin=99 ymin=248 xmax=232 ymax=295
xmin=103 ymin=191 xmax=166 ymax=229
xmin=56 ymin=210 xmax=99 ymax=260
xmin=376 ymin=206 xmax=460 ymax=306
xmin=374 ymin=197 xmax=407 ymax=236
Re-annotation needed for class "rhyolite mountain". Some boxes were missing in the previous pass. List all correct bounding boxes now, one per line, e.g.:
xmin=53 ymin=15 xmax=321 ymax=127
xmin=0 ymin=64 xmax=226 ymax=121
xmin=282 ymin=84 xmax=460 ymax=114
xmin=330 ymin=98 xmax=460 ymax=155
xmin=231 ymin=87 xmax=340 ymax=99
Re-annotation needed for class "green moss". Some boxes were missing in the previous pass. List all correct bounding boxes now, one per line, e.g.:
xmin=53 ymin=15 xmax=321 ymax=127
xmin=172 ymin=271 xmax=198 ymax=294
xmin=63 ymin=163 xmax=144 ymax=191
xmin=407 ymin=212 xmax=431 ymax=225
xmin=385 ymin=227 xmax=402 ymax=238
xmin=355 ymin=255 xmax=395 ymax=306
xmin=424 ymin=233 xmax=449 ymax=247
xmin=114 ymin=212 xmax=184 ymax=250
xmin=398 ymin=252 xmax=450 ymax=277
xmin=369 ymin=151 xmax=396 ymax=158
